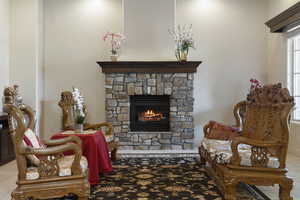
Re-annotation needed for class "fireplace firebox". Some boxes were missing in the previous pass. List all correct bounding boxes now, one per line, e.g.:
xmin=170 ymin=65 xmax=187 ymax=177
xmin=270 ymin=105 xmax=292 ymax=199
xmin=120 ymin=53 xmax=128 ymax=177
xmin=130 ymin=95 xmax=170 ymax=132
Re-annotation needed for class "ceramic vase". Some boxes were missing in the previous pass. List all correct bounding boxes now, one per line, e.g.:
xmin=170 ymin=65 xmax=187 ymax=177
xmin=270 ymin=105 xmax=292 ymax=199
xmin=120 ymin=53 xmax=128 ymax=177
xmin=175 ymin=48 xmax=188 ymax=62
xmin=111 ymin=54 xmax=118 ymax=62
xmin=75 ymin=123 xmax=83 ymax=133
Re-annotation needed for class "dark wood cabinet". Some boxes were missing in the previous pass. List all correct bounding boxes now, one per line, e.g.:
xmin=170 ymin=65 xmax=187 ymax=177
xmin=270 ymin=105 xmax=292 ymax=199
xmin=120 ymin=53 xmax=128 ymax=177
xmin=0 ymin=113 xmax=15 ymax=165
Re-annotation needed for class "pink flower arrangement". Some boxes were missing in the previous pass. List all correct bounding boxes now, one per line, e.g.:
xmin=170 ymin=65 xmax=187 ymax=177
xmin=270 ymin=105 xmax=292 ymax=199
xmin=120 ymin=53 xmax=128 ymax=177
xmin=103 ymin=32 xmax=125 ymax=55
xmin=250 ymin=78 xmax=261 ymax=90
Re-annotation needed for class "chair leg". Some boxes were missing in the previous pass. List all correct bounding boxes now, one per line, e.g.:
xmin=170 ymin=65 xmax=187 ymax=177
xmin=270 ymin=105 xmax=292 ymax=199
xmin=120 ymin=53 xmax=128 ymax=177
xmin=111 ymin=148 xmax=118 ymax=161
xmin=198 ymin=146 xmax=206 ymax=165
xmin=11 ymin=190 xmax=26 ymax=200
xmin=78 ymin=195 xmax=89 ymax=200
xmin=224 ymin=179 xmax=238 ymax=200
xmin=77 ymin=189 xmax=90 ymax=200
xmin=199 ymin=156 xmax=206 ymax=165
xmin=279 ymin=177 xmax=293 ymax=200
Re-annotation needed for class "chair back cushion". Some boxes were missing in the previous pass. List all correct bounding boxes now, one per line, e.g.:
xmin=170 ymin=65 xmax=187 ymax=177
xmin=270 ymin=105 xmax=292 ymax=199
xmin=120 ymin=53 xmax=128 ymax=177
xmin=206 ymin=121 xmax=240 ymax=140
xmin=23 ymin=129 xmax=45 ymax=166
xmin=23 ymin=129 xmax=44 ymax=148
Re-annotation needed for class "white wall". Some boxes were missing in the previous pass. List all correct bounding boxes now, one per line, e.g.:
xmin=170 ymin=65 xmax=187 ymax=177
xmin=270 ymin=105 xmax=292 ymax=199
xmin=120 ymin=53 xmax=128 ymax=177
xmin=43 ymin=0 xmax=122 ymax=138
xmin=177 ymin=0 xmax=269 ymax=144
xmin=10 ymin=0 xmax=44 ymax=114
xmin=267 ymin=0 xmax=300 ymax=156
xmin=0 ymin=0 xmax=10 ymax=109
xmin=10 ymin=0 xmax=44 ymax=135
xmin=122 ymin=0 xmax=175 ymax=60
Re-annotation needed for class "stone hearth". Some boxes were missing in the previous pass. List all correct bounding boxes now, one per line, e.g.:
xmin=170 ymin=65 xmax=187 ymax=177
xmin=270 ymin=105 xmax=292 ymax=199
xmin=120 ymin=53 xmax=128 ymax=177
xmin=98 ymin=61 xmax=201 ymax=150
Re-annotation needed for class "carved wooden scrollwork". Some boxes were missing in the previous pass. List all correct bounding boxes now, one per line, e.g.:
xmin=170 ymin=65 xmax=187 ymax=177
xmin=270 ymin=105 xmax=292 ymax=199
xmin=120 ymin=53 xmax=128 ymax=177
xmin=38 ymin=154 xmax=63 ymax=178
xmin=59 ymin=91 xmax=75 ymax=130
xmin=247 ymin=83 xmax=294 ymax=106
xmin=250 ymin=146 xmax=269 ymax=168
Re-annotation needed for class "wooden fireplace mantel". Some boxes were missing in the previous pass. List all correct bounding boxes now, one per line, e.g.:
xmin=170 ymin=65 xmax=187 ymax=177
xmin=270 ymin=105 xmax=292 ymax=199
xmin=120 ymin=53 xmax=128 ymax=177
xmin=97 ymin=61 xmax=202 ymax=73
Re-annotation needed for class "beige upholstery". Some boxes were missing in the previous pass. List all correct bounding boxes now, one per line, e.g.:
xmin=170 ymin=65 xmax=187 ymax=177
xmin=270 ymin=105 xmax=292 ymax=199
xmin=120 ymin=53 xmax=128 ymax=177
xmin=201 ymin=138 xmax=280 ymax=168
xmin=26 ymin=155 xmax=88 ymax=180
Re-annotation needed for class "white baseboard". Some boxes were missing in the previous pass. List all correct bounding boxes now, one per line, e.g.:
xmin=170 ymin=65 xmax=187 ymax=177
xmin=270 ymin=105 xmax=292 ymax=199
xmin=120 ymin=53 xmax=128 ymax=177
xmin=118 ymin=149 xmax=199 ymax=158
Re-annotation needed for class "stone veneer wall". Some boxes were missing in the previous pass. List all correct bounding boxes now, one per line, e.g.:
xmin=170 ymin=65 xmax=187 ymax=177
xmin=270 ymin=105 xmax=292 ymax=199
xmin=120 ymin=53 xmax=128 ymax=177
xmin=105 ymin=73 xmax=194 ymax=150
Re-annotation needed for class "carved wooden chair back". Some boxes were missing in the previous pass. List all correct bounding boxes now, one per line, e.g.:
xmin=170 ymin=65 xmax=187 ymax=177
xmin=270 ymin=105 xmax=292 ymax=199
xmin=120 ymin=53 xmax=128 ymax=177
xmin=242 ymin=83 xmax=294 ymax=167
xmin=59 ymin=91 xmax=88 ymax=130
xmin=3 ymin=86 xmax=37 ymax=180
xmin=58 ymin=91 xmax=76 ymax=130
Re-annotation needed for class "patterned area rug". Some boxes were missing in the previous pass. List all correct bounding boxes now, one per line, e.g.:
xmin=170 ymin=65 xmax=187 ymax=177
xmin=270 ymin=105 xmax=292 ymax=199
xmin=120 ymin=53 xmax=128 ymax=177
xmin=89 ymin=157 xmax=266 ymax=200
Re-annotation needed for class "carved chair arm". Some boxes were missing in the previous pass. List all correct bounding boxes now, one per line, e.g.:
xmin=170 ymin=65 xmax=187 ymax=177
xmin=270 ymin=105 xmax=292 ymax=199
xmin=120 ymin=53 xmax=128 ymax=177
xmin=84 ymin=122 xmax=113 ymax=136
xmin=233 ymin=101 xmax=247 ymax=128
xmin=20 ymin=105 xmax=36 ymax=130
xmin=230 ymin=136 xmax=282 ymax=166
xmin=23 ymin=143 xmax=83 ymax=176
xmin=203 ymin=124 xmax=210 ymax=137
xmin=44 ymin=135 xmax=81 ymax=147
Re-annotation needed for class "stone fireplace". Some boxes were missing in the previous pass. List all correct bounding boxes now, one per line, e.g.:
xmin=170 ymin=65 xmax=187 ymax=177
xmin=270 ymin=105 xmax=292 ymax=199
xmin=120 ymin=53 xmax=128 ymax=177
xmin=98 ymin=61 xmax=201 ymax=150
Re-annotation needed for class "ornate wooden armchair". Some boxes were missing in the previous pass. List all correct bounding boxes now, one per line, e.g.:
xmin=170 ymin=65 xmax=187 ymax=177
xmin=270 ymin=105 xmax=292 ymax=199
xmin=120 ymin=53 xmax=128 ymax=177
xmin=199 ymin=83 xmax=294 ymax=200
xmin=3 ymin=86 xmax=90 ymax=200
xmin=59 ymin=90 xmax=118 ymax=160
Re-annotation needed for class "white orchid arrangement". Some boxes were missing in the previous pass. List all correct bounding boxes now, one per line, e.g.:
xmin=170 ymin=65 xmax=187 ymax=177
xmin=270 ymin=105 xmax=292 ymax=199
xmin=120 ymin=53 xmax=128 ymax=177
xmin=169 ymin=24 xmax=195 ymax=61
xmin=103 ymin=32 xmax=126 ymax=55
xmin=72 ymin=87 xmax=85 ymax=124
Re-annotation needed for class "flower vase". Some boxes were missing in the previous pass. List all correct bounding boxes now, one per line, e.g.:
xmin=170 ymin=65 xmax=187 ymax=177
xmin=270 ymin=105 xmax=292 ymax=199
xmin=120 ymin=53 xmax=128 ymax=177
xmin=75 ymin=123 xmax=83 ymax=133
xmin=175 ymin=48 xmax=188 ymax=62
xmin=110 ymin=54 xmax=119 ymax=62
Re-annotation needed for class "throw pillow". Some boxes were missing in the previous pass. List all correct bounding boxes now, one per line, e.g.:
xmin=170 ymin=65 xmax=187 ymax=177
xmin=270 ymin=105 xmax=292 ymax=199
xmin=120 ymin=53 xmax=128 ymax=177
xmin=206 ymin=121 xmax=241 ymax=140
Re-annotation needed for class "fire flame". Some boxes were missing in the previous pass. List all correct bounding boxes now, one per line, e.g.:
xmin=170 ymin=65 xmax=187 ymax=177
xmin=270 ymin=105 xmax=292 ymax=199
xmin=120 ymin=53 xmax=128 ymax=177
xmin=143 ymin=109 xmax=163 ymax=121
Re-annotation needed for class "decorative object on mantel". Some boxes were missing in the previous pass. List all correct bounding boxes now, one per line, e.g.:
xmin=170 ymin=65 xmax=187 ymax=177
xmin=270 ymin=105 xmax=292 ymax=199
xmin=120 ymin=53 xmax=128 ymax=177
xmin=97 ymin=61 xmax=202 ymax=73
xmin=169 ymin=24 xmax=195 ymax=62
xmin=103 ymin=32 xmax=126 ymax=61
xmin=265 ymin=2 xmax=300 ymax=32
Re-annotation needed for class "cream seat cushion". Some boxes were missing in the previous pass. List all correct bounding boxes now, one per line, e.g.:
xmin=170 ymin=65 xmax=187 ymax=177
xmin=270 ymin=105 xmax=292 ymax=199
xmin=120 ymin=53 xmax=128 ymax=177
xmin=201 ymin=138 xmax=280 ymax=168
xmin=26 ymin=155 xmax=88 ymax=180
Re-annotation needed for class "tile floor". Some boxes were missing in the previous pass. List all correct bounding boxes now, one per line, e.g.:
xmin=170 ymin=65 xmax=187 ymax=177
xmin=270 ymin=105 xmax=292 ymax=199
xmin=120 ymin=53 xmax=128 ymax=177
xmin=0 ymin=153 xmax=299 ymax=200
